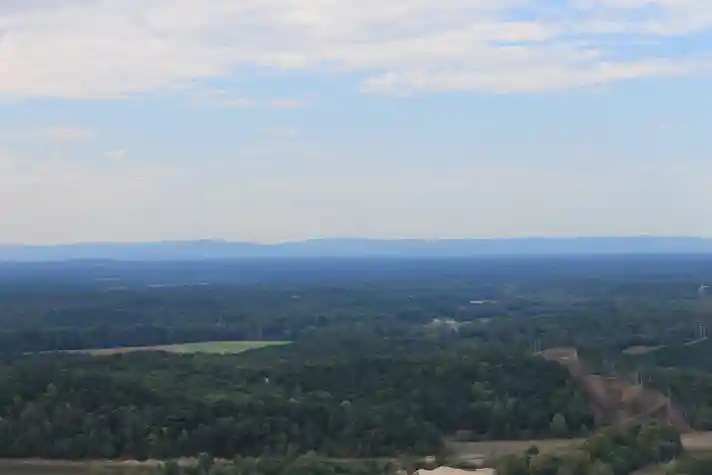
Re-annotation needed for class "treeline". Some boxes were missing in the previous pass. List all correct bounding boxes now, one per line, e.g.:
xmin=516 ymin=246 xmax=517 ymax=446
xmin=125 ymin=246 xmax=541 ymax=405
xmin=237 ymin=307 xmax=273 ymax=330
xmin=0 ymin=341 xmax=593 ymax=460
xmin=496 ymin=423 xmax=682 ymax=475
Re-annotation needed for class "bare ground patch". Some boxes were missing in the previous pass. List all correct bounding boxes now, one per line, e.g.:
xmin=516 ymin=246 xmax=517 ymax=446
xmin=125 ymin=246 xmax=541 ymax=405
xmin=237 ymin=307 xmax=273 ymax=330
xmin=682 ymin=432 xmax=712 ymax=453
xmin=622 ymin=346 xmax=665 ymax=356
xmin=447 ymin=438 xmax=582 ymax=460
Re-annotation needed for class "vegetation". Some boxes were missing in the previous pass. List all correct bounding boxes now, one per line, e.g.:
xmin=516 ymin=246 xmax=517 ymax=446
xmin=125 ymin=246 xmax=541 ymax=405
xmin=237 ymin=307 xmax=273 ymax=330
xmin=1 ymin=256 xmax=711 ymax=356
xmin=666 ymin=454 xmax=712 ymax=475
xmin=0 ymin=340 xmax=593 ymax=460
xmin=0 ymin=256 xmax=710 ymax=464
xmin=495 ymin=423 xmax=682 ymax=475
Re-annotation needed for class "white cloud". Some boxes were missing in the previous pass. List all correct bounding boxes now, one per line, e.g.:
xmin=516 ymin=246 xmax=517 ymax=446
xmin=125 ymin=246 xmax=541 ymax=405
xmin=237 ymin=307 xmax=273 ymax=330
xmin=38 ymin=126 xmax=95 ymax=142
xmin=190 ymin=89 xmax=255 ymax=108
xmin=0 ymin=0 xmax=711 ymax=98
xmin=0 ymin=126 xmax=95 ymax=142
xmin=268 ymin=98 xmax=308 ymax=108
xmin=188 ymin=89 xmax=307 ymax=108
xmin=104 ymin=149 xmax=128 ymax=162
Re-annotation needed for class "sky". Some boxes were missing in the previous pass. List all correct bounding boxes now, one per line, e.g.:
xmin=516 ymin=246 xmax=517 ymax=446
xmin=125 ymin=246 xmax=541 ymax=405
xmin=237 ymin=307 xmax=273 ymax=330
xmin=1 ymin=0 xmax=712 ymax=244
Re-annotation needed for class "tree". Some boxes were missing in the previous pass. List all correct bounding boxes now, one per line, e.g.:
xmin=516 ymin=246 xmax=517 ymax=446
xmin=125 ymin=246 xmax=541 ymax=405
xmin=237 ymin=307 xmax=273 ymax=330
xmin=163 ymin=460 xmax=181 ymax=475
xmin=550 ymin=413 xmax=569 ymax=438
xmin=197 ymin=453 xmax=214 ymax=475
xmin=528 ymin=454 xmax=560 ymax=475
xmin=587 ymin=460 xmax=614 ymax=475
xmin=556 ymin=451 xmax=591 ymax=475
xmin=496 ymin=455 xmax=528 ymax=475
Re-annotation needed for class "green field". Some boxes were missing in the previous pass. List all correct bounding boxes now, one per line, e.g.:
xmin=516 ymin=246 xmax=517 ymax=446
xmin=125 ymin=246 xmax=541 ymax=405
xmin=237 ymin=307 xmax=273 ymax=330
xmin=67 ymin=340 xmax=289 ymax=356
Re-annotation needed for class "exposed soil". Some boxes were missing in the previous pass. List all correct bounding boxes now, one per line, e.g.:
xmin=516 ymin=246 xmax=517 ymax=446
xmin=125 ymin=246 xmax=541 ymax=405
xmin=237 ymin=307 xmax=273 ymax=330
xmin=681 ymin=431 xmax=712 ymax=452
xmin=541 ymin=348 xmax=690 ymax=431
xmin=622 ymin=346 xmax=665 ymax=356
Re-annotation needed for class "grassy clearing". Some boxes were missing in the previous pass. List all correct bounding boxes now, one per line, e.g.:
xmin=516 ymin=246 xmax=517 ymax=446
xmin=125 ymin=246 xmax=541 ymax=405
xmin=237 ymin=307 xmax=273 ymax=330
xmin=67 ymin=340 xmax=289 ymax=356
xmin=447 ymin=438 xmax=583 ymax=460
xmin=0 ymin=459 xmax=158 ymax=475
xmin=447 ymin=432 xmax=712 ymax=467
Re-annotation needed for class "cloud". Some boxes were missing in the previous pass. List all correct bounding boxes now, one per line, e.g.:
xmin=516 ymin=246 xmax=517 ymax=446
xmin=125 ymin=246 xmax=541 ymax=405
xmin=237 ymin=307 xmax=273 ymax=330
xmin=189 ymin=89 xmax=307 ymax=108
xmin=190 ymin=88 xmax=255 ymax=108
xmin=0 ymin=1 xmax=711 ymax=98
xmin=104 ymin=149 xmax=128 ymax=162
xmin=0 ymin=126 xmax=95 ymax=142
xmin=268 ymin=98 xmax=308 ymax=108
xmin=37 ymin=126 xmax=95 ymax=142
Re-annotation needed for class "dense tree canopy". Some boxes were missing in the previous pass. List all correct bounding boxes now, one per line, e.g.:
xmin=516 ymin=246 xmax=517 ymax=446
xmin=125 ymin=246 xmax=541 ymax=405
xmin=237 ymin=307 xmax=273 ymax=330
xmin=0 ymin=256 xmax=710 ymax=464
xmin=0 ymin=256 xmax=711 ymax=355
xmin=0 ymin=341 xmax=593 ymax=460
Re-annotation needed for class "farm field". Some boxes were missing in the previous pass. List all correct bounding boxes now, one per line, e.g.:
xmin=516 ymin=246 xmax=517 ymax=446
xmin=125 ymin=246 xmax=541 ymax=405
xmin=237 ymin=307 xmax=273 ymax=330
xmin=64 ymin=340 xmax=289 ymax=356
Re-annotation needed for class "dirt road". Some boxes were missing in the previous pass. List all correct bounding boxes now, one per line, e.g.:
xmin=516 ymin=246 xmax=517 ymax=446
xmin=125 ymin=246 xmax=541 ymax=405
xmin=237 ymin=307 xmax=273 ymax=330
xmin=682 ymin=432 xmax=712 ymax=452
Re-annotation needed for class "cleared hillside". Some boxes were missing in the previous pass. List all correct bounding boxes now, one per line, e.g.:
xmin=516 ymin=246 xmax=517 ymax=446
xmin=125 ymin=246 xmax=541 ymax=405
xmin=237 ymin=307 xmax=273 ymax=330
xmin=542 ymin=348 xmax=689 ymax=431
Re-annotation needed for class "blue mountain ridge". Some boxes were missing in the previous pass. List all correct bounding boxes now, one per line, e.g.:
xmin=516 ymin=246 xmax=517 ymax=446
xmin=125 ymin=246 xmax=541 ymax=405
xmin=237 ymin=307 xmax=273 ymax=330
xmin=1 ymin=237 xmax=711 ymax=261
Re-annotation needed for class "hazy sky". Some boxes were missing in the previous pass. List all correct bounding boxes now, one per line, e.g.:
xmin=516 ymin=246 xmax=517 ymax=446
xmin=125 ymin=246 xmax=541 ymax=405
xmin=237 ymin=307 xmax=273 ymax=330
xmin=1 ymin=0 xmax=712 ymax=244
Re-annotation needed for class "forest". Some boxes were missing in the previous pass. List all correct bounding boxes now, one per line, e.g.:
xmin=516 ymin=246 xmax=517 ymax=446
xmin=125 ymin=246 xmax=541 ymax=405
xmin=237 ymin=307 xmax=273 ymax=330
xmin=1 ymin=256 xmax=710 ymax=355
xmin=0 ymin=341 xmax=593 ymax=459
xmin=0 ymin=256 xmax=711 ymax=473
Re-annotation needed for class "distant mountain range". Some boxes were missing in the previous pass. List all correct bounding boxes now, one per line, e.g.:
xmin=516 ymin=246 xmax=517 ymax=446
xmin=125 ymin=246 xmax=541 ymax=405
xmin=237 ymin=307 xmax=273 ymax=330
xmin=1 ymin=237 xmax=712 ymax=261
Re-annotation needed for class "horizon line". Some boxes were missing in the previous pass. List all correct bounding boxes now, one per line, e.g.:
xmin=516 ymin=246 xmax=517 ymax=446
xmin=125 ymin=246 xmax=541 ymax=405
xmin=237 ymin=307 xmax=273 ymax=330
xmin=1 ymin=235 xmax=712 ymax=247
